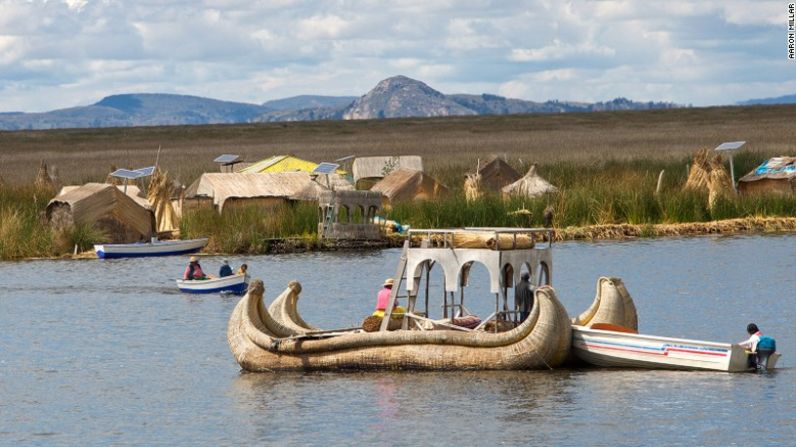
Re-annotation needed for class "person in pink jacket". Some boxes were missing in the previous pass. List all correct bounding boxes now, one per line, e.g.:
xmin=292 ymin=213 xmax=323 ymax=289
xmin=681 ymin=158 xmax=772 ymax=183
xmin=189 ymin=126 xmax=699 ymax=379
xmin=183 ymin=256 xmax=207 ymax=280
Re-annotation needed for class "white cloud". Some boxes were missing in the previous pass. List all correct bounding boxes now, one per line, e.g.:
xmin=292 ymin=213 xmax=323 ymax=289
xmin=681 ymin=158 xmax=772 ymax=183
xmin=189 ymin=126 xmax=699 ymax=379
xmin=0 ymin=0 xmax=792 ymax=111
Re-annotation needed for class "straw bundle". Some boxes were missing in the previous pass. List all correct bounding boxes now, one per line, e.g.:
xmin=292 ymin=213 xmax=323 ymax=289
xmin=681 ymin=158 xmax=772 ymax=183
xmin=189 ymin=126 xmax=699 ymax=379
xmin=228 ymin=280 xmax=573 ymax=371
xmin=464 ymin=173 xmax=482 ymax=202
xmin=684 ymin=148 xmax=732 ymax=208
xmin=450 ymin=230 xmax=534 ymax=249
xmin=501 ymin=164 xmax=558 ymax=199
xmin=268 ymin=280 xmax=318 ymax=334
xmin=34 ymin=160 xmax=55 ymax=191
xmin=572 ymin=277 xmax=638 ymax=330
xmin=147 ymin=167 xmax=178 ymax=233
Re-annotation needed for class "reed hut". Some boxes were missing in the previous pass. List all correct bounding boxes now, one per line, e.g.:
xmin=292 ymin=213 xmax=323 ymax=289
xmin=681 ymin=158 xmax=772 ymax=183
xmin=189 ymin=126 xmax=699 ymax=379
xmin=738 ymin=157 xmax=796 ymax=195
xmin=371 ymin=168 xmax=448 ymax=205
xmin=183 ymin=172 xmax=330 ymax=213
xmin=501 ymin=165 xmax=558 ymax=198
xmin=473 ymin=157 xmax=521 ymax=192
xmin=684 ymin=148 xmax=733 ymax=207
xmin=46 ymin=183 xmax=156 ymax=243
xmin=352 ymin=156 xmax=423 ymax=190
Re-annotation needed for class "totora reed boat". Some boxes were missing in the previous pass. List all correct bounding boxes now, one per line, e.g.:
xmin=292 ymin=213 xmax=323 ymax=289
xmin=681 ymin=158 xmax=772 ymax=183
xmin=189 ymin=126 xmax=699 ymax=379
xmin=228 ymin=228 xmax=573 ymax=371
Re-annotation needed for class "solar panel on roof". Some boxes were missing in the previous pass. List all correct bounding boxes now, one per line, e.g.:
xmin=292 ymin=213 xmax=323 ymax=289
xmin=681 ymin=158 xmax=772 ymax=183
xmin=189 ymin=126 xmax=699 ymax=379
xmin=111 ymin=169 xmax=145 ymax=180
xmin=714 ymin=141 xmax=746 ymax=151
xmin=213 ymin=154 xmax=240 ymax=164
xmin=133 ymin=166 xmax=156 ymax=177
xmin=313 ymin=162 xmax=340 ymax=174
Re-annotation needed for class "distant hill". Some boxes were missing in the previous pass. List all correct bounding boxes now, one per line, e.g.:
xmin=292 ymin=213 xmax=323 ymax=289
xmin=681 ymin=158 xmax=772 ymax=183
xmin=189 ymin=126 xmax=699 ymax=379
xmin=262 ymin=95 xmax=356 ymax=111
xmin=0 ymin=76 xmax=684 ymax=130
xmin=0 ymin=93 xmax=270 ymax=130
xmin=738 ymin=94 xmax=796 ymax=106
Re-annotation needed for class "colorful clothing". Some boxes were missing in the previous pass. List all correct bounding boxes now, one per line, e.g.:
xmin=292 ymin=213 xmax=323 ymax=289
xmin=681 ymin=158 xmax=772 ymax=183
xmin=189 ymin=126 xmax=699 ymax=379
xmin=183 ymin=263 xmax=206 ymax=280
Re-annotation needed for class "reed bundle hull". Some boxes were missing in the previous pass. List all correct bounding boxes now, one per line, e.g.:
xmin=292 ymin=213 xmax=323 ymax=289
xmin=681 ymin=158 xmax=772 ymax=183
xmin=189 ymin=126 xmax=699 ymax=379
xmin=228 ymin=280 xmax=572 ymax=371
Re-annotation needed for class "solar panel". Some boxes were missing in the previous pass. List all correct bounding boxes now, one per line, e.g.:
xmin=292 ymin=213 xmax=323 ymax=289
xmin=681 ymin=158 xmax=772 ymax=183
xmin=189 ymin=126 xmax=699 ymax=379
xmin=714 ymin=141 xmax=746 ymax=151
xmin=313 ymin=162 xmax=340 ymax=174
xmin=133 ymin=166 xmax=156 ymax=177
xmin=110 ymin=169 xmax=145 ymax=180
xmin=214 ymin=154 xmax=240 ymax=164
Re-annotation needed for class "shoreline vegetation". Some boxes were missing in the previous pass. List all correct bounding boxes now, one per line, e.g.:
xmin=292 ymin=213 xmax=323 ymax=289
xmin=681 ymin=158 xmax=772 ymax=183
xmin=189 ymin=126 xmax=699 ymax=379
xmin=3 ymin=153 xmax=796 ymax=261
xmin=2 ymin=106 xmax=796 ymax=260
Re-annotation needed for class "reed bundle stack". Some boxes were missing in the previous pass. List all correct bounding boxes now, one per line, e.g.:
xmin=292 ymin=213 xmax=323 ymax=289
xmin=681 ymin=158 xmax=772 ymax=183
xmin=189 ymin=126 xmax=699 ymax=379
xmin=501 ymin=164 xmax=558 ymax=199
xmin=34 ymin=160 xmax=55 ymax=191
xmin=421 ymin=230 xmax=535 ymax=249
xmin=464 ymin=172 xmax=482 ymax=202
xmin=147 ymin=167 xmax=178 ymax=233
xmin=684 ymin=148 xmax=732 ymax=208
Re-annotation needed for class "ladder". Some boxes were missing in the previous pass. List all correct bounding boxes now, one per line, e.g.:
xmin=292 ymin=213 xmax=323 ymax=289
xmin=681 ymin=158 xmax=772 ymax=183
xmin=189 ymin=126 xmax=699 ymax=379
xmin=379 ymin=240 xmax=409 ymax=331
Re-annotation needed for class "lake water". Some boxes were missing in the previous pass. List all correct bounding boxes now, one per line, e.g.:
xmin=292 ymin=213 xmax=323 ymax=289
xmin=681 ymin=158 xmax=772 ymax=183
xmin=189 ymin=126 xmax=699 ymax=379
xmin=1 ymin=235 xmax=794 ymax=446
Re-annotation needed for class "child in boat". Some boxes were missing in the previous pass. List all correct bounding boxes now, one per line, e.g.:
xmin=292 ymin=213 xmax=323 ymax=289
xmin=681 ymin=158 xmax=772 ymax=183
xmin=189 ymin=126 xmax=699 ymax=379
xmin=236 ymin=264 xmax=248 ymax=275
xmin=739 ymin=323 xmax=777 ymax=370
xmin=183 ymin=256 xmax=207 ymax=280
xmin=373 ymin=278 xmax=405 ymax=318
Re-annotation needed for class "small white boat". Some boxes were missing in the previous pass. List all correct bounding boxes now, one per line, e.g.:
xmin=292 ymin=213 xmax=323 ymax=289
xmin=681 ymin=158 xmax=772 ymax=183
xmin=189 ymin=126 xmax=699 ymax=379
xmin=95 ymin=238 xmax=208 ymax=259
xmin=176 ymin=273 xmax=249 ymax=295
xmin=572 ymin=325 xmax=781 ymax=372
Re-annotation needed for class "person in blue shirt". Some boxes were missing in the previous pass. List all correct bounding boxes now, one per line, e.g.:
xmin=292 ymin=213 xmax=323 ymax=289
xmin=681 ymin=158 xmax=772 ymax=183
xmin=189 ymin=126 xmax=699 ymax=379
xmin=219 ymin=259 xmax=233 ymax=277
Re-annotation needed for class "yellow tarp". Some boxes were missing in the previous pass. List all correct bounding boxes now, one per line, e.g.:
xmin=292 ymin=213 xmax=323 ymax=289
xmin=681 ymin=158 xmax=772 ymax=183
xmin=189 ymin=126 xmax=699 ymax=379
xmin=238 ymin=155 xmax=346 ymax=175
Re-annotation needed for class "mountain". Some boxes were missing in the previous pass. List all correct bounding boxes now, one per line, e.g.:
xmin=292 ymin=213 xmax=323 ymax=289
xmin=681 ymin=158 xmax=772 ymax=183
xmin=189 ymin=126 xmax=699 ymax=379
xmin=342 ymin=76 xmax=476 ymax=119
xmin=0 ymin=76 xmax=684 ymax=130
xmin=0 ymin=94 xmax=270 ymax=130
xmin=262 ymin=95 xmax=356 ymax=111
xmin=738 ymin=94 xmax=796 ymax=106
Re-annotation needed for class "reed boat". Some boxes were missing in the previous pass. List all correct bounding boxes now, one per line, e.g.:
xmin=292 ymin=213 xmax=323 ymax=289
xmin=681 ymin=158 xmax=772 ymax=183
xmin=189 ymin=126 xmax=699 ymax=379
xmin=570 ymin=277 xmax=781 ymax=372
xmin=228 ymin=228 xmax=573 ymax=371
xmin=95 ymin=237 xmax=208 ymax=258
xmin=177 ymin=273 xmax=248 ymax=295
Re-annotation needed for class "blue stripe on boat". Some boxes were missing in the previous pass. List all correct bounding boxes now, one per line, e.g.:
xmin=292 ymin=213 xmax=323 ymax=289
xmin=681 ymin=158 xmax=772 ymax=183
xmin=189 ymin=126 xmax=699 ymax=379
xmin=97 ymin=246 xmax=204 ymax=259
xmin=178 ymin=282 xmax=248 ymax=295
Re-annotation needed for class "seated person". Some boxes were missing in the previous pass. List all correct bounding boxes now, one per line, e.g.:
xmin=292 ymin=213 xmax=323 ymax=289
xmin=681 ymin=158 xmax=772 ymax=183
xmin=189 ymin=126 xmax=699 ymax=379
xmin=219 ymin=259 xmax=233 ymax=277
xmin=373 ymin=278 xmax=405 ymax=318
xmin=183 ymin=256 xmax=207 ymax=280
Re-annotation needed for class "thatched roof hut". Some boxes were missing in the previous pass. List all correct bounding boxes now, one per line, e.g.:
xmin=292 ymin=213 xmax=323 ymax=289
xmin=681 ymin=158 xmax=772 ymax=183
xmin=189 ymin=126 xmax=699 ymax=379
xmin=472 ymin=157 xmax=521 ymax=192
xmin=46 ymin=183 xmax=156 ymax=243
xmin=501 ymin=165 xmax=558 ymax=198
xmin=371 ymin=168 xmax=448 ymax=204
xmin=183 ymin=172 xmax=342 ymax=213
xmin=352 ymin=156 xmax=423 ymax=189
xmin=738 ymin=157 xmax=796 ymax=195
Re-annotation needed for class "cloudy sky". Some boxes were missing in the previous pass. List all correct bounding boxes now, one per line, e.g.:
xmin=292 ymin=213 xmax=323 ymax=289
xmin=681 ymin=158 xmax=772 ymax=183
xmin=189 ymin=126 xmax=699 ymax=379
xmin=1 ymin=0 xmax=794 ymax=112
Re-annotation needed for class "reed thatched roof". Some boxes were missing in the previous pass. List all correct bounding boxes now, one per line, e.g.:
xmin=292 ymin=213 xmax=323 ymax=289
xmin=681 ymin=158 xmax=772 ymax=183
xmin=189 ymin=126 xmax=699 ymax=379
xmin=501 ymin=165 xmax=558 ymax=198
xmin=184 ymin=172 xmax=336 ymax=211
xmin=472 ymin=157 xmax=521 ymax=191
xmin=371 ymin=168 xmax=448 ymax=202
xmin=46 ymin=183 xmax=155 ymax=239
xmin=352 ymin=156 xmax=423 ymax=183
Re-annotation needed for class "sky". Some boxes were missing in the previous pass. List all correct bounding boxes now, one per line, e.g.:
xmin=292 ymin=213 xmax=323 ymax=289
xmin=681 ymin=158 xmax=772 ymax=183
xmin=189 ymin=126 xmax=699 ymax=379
xmin=1 ymin=0 xmax=794 ymax=112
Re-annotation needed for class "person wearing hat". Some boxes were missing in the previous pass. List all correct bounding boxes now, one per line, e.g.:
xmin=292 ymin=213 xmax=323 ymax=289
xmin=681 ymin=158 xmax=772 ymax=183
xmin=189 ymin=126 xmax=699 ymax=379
xmin=218 ymin=259 xmax=233 ymax=278
xmin=183 ymin=256 xmax=207 ymax=280
xmin=373 ymin=278 xmax=405 ymax=318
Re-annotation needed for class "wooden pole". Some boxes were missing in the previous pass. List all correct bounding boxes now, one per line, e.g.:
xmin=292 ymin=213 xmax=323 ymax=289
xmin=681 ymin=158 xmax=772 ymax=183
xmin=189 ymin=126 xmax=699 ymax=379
xmin=655 ymin=170 xmax=665 ymax=195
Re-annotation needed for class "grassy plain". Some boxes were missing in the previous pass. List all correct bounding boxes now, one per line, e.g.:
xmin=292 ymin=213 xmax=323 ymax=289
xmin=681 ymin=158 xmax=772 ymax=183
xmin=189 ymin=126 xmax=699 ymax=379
xmin=2 ymin=105 xmax=796 ymax=259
